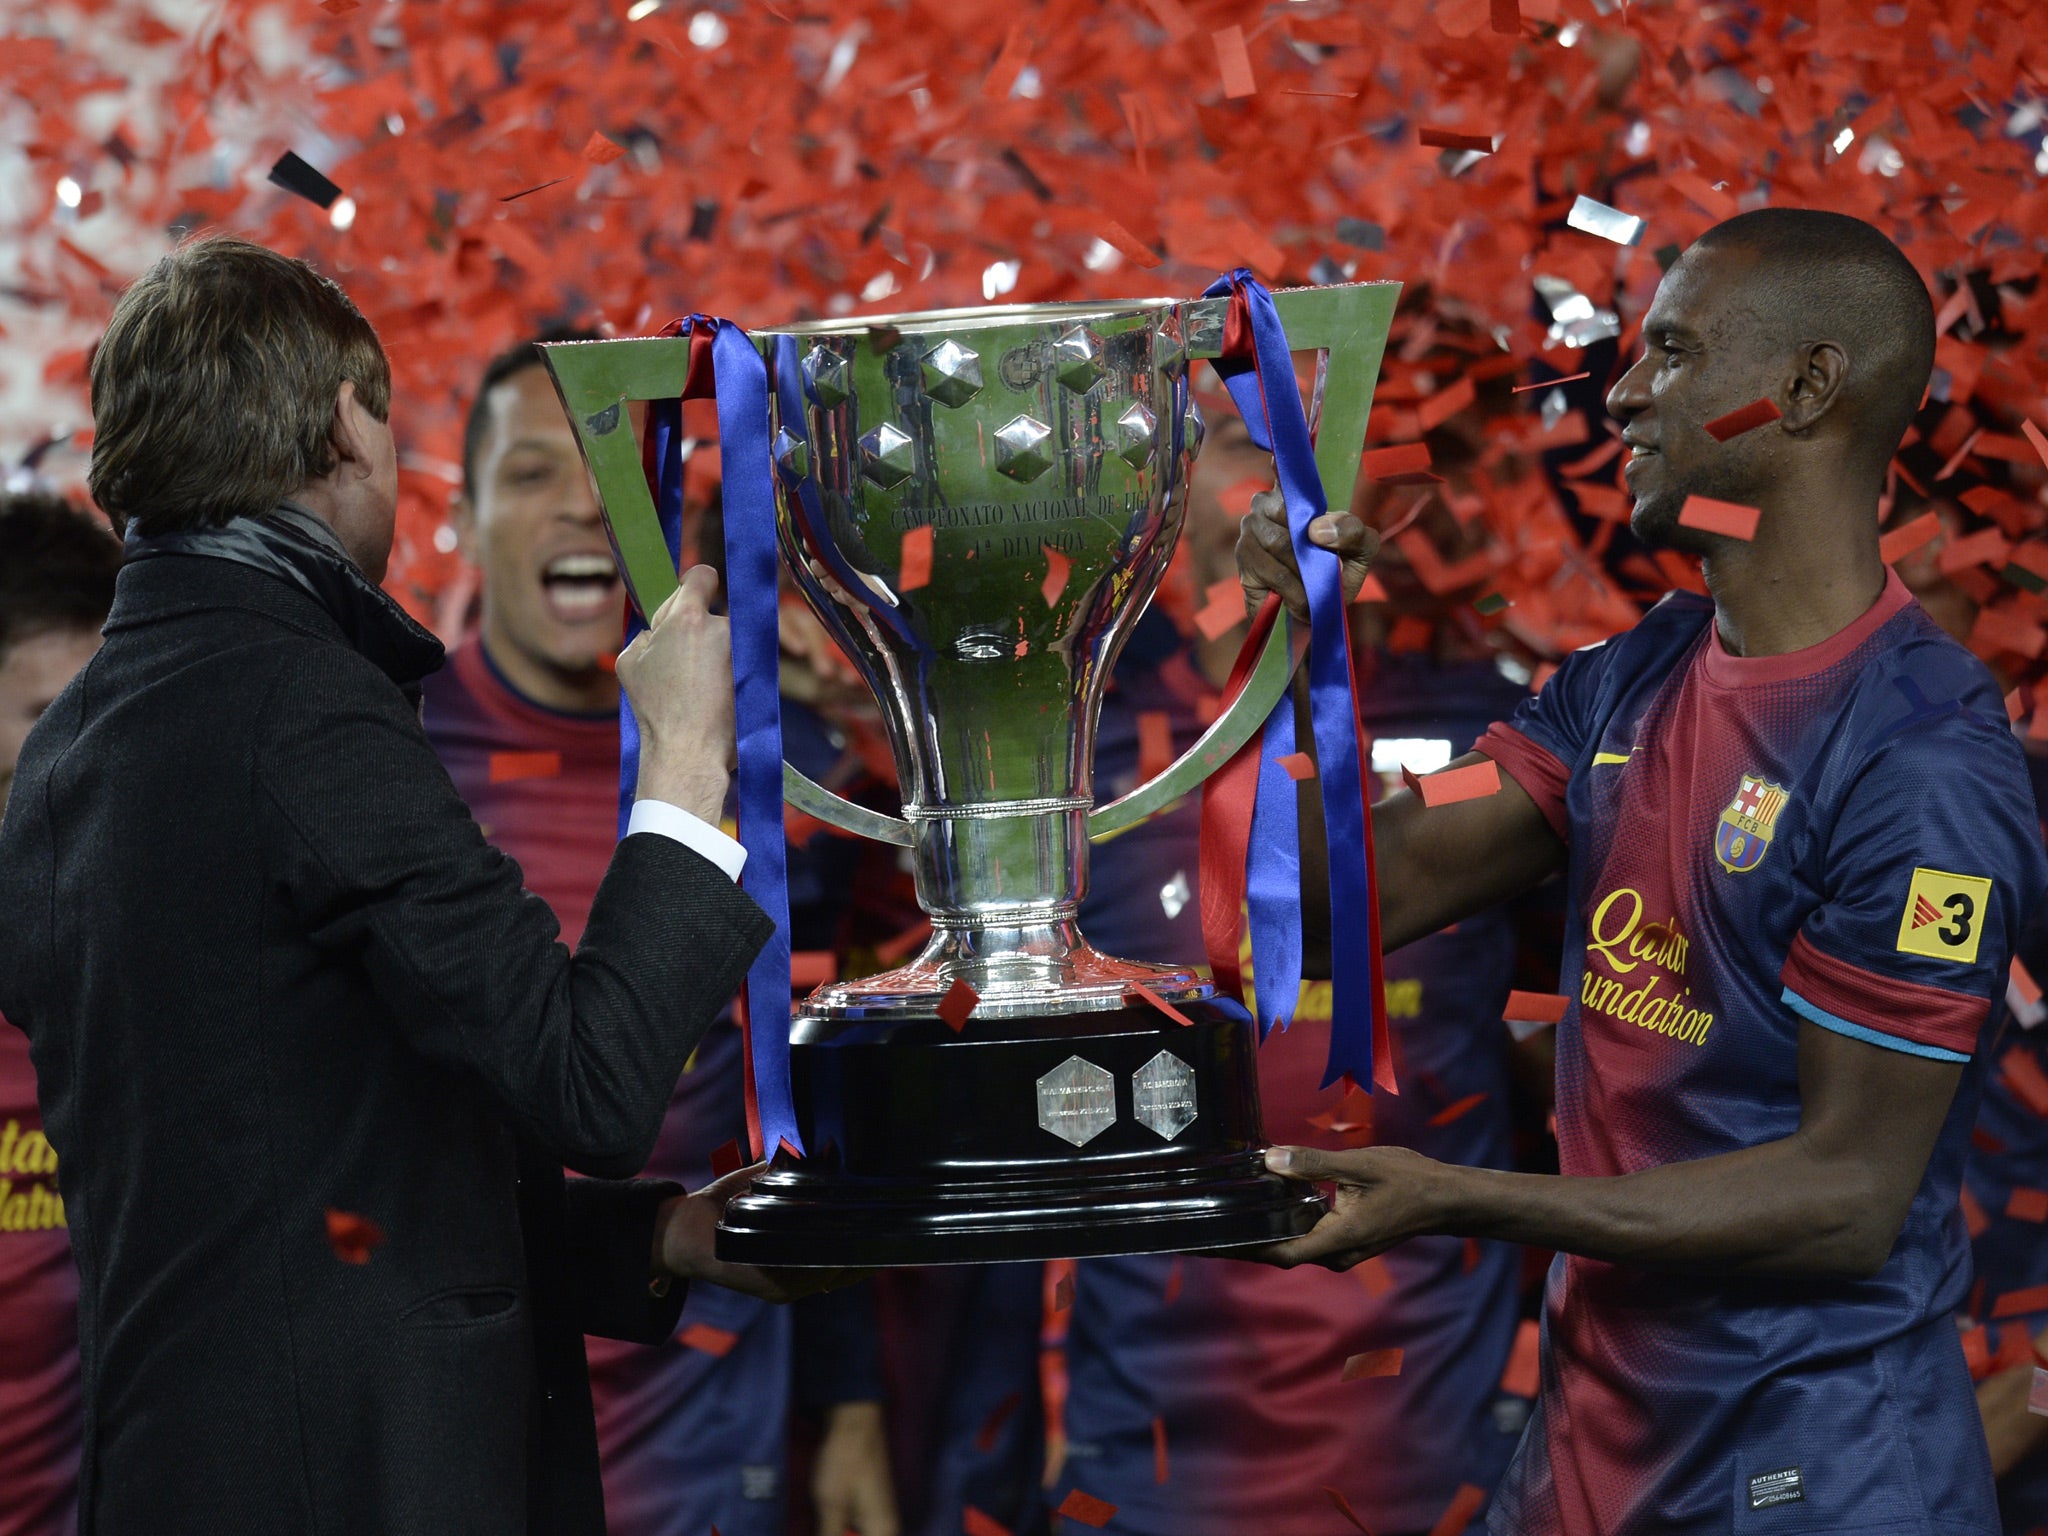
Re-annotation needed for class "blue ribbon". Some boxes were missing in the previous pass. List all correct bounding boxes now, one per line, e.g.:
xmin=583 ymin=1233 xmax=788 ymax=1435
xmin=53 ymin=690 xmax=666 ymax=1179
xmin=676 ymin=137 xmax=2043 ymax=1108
xmin=1203 ymin=270 xmax=1381 ymax=1089
xmin=617 ymin=319 xmax=801 ymax=1157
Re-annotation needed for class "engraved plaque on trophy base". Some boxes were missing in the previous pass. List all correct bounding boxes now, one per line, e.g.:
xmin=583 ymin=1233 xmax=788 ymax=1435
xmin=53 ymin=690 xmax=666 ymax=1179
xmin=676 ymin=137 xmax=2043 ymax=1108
xmin=715 ymin=999 xmax=1325 ymax=1267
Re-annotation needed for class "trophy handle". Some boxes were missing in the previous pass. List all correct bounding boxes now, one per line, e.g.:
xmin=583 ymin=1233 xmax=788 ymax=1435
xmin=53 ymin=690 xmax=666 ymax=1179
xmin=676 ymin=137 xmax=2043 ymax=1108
xmin=543 ymin=278 xmax=1396 ymax=853
xmin=1084 ymin=279 xmax=1399 ymax=843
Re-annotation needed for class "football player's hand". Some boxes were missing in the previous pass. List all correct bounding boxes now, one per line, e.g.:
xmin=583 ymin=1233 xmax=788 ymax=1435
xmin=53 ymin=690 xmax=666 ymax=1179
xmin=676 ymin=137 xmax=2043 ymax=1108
xmin=1246 ymin=1144 xmax=1442 ymax=1269
xmin=1235 ymin=489 xmax=1379 ymax=622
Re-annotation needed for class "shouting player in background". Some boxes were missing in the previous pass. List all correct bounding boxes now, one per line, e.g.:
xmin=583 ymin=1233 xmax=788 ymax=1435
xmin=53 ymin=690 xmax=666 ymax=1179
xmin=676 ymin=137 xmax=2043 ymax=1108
xmin=1239 ymin=208 xmax=2048 ymax=1535
xmin=422 ymin=336 xmax=896 ymax=1536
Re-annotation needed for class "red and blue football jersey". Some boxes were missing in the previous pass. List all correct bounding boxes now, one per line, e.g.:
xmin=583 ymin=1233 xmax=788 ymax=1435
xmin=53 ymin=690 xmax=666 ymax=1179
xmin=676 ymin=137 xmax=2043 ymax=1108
xmin=1477 ymin=571 xmax=2047 ymax=1535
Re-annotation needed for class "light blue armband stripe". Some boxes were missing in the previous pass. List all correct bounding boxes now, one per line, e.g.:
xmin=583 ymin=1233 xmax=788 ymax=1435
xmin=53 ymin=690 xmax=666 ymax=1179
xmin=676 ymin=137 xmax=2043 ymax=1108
xmin=1781 ymin=987 xmax=1970 ymax=1064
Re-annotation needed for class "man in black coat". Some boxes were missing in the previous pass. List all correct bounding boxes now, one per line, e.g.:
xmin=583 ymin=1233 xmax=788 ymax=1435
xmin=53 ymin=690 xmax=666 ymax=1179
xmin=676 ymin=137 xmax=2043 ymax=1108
xmin=0 ymin=237 xmax=811 ymax=1535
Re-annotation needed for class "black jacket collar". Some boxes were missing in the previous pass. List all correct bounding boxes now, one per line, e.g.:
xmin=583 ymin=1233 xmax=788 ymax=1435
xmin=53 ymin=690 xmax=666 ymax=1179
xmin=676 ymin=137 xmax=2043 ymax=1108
xmin=113 ymin=502 xmax=444 ymax=691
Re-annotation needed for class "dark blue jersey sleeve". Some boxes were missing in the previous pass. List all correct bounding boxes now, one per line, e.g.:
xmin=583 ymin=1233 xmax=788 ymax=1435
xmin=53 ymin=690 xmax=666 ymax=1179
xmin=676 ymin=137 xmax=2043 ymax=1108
xmin=1473 ymin=635 xmax=1621 ymax=842
xmin=1782 ymin=696 xmax=2048 ymax=1061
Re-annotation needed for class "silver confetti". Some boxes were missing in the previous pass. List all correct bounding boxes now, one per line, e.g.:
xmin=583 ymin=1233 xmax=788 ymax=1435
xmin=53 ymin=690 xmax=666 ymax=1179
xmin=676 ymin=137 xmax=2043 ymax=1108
xmin=1565 ymin=194 xmax=1646 ymax=248
xmin=1160 ymin=870 xmax=1191 ymax=921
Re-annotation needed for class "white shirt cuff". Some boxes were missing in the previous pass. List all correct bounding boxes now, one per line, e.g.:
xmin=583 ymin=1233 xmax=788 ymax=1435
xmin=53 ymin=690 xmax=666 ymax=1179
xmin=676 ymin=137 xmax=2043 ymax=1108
xmin=625 ymin=799 xmax=747 ymax=883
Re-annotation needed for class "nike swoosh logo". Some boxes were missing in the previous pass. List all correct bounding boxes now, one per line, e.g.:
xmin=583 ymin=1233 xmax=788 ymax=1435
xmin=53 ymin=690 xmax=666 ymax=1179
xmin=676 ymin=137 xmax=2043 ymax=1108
xmin=1592 ymin=751 xmax=1633 ymax=766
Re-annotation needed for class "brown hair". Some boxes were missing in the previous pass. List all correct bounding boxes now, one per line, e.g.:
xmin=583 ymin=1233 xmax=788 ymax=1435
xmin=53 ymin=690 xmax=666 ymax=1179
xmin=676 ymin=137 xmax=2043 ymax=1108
xmin=87 ymin=236 xmax=391 ymax=536
xmin=0 ymin=489 xmax=121 ymax=661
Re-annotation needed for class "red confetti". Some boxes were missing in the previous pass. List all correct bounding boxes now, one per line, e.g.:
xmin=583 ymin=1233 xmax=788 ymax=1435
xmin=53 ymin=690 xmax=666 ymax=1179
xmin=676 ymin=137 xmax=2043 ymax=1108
xmin=2004 ymin=1048 xmax=2048 ymax=1117
xmin=1213 ymin=26 xmax=1256 ymax=98
xmin=1488 ymin=0 xmax=1520 ymax=33
xmin=1676 ymin=496 xmax=1761 ymax=541
xmin=790 ymin=950 xmax=838 ymax=988
xmin=2023 ymin=421 xmax=2048 ymax=472
xmin=709 ymin=1138 xmax=746 ymax=1179
xmin=1136 ymin=709 xmax=1174 ymax=780
xmin=898 ymin=525 xmax=934 ymax=591
xmin=1056 ymin=1491 xmax=1118 ymax=1529
xmin=2015 ymin=958 xmax=2043 ymax=1007
xmin=1354 ymin=1256 xmax=1394 ymax=1297
xmin=2008 ymin=1188 xmax=2048 ymax=1223
xmin=679 ymin=1322 xmax=738 ymax=1356
xmin=1152 ymin=1415 xmax=1170 ymax=1484
xmin=1703 ymin=398 xmax=1782 ymax=442
xmin=1195 ymin=577 xmax=1246 ymax=641
xmin=963 ymin=1508 xmax=1011 ymax=1536
xmin=317 ymin=0 xmax=361 ymax=13
xmin=1053 ymin=1272 xmax=1075 ymax=1311
xmin=1503 ymin=990 xmax=1569 ymax=1025
xmin=1417 ymin=375 xmax=1478 ymax=431
xmin=1879 ymin=512 xmax=1942 ymax=565
xmin=489 ymin=749 xmax=562 ymax=784
xmin=1361 ymin=442 xmax=1433 ymax=481
xmin=1514 ymin=372 xmax=1589 ymax=393
xmin=1402 ymin=760 xmax=1501 ymax=807
xmin=580 ymin=132 xmax=626 ymax=165
xmin=938 ymin=978 xmax=979 ymax=1032
xmin=1993 ymin=1284 xmax=2048 ymax=1321
xmin=1276 ymin=751 xmax=1316 ymax=781
xmin=1427 ymin=1092 xmax=1488 ymax=1128
xmin=324 ymin=1208 xmax=384 ymax=1265
xmin=1353 ymin=573 xmax=1390 ymax=605
xmin=1419 ymin=128 xmax=1494 ymax=154
xmin=1126 ymin=982 xmax=1195 ymax=1027
xmin=1041 ymin=545 xmax=1071 ymax=606
xmin=1500 ymin=1317 xmax=1540 ymax=1396
xmin=1096 ymin=218 xmax=1161 ymax=270
xmin=1162 ymin=1255 xmax=1183 ymax=1304
xmin=1323 ymin=1486 xmax=1375 ymax=1534
xmin=974 ymin=1391 xmax=1022 ymax=1453
xmin=1429 ymin=1484 xmax=1488 ymax=1536
xmin=1341 ymin=1347 xmax=1404 ymax=1381
xmin=984 ymin=21 xmax=1031 ymax=101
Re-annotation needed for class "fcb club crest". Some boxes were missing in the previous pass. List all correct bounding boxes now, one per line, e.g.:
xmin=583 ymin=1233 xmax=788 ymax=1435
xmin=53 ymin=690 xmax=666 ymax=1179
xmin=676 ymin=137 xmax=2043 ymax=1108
xmin=1715 ymin=774 xmax=1788 ymax=873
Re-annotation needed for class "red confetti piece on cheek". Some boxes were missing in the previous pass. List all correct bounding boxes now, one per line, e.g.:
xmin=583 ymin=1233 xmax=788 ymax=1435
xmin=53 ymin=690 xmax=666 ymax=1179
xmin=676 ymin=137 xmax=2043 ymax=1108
xmin=1322 ymin=1485 xmax=1375 ymax=1534
xmin=679 ymin=1322 xmax=739 ymax=1356
xmin=938 ymin=978 xmax=979 ymax=1032
xmin=1677 ymin=496 xmax=1761 ymax=541
xmin=489 ymin=749 xmax=561 ymax=784
xmin=1055 ymin=1491 xmax=1118 ymax=1529
xmin=1040 ymin=545 xmax=1070 ymax=606
xmin=897 ymin=525 xmax=934 ymax=592
xmin=1276 ymin=751 xmax=1316 ymax=781
xmin=1703 ymin=398 xmax=1782 ymax=442
xmin=1428 ymin=1483 xmax=1488 ymax=1536
xmin=1340 ymin=1347 xmax=1404 ymax=1380
xmin=325 ymin=1208 xmax=385 ymax=1265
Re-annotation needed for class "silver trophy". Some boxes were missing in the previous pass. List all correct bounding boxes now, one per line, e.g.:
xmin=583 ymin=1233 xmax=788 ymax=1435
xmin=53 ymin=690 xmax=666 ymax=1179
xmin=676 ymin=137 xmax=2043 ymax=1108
xmin=546 ymin=281 xmax=1397 ymax=1264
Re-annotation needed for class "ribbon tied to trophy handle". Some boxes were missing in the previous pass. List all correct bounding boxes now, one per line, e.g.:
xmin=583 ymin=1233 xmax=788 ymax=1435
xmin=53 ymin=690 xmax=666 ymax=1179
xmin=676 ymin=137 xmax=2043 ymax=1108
xmin=540 ymin=279 xmax=1397 ymax=848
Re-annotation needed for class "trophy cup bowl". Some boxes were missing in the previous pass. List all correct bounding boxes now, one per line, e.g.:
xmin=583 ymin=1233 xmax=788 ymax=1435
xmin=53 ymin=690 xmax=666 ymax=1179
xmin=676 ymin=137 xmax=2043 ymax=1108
xmin=543 ymin=281 xmax=1399 ymax=1265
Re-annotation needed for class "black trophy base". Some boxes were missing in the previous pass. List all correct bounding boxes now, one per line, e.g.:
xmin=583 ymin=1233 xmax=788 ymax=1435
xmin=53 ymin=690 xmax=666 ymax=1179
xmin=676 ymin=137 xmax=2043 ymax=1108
xmin=716 ymin=998 xmax=1325 ymax=1267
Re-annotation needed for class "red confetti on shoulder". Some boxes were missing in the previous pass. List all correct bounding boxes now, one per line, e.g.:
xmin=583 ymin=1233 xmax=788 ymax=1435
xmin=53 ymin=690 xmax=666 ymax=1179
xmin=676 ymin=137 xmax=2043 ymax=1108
xmin=325 ymin=1208 xmax=385 ymax=1265
xmin=1703 ymin=398 xmax=1782 ymax=443
xmin=1056 ymin=1491 xmax=1118 ymax=1529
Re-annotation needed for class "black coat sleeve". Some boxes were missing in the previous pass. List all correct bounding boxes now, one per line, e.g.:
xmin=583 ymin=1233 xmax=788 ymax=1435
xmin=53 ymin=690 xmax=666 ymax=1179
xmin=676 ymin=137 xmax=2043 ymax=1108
xmin=560 ymin=1176 xmax=690 ymax=1343
xmin=256 ymin=646 xmax=774 ymax=1177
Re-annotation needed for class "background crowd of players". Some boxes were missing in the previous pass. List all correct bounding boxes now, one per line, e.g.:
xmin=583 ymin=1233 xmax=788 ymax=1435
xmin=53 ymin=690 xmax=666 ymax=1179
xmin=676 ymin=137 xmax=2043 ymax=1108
xmin=5 ymin=293 xmax=2048 ymax=1536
